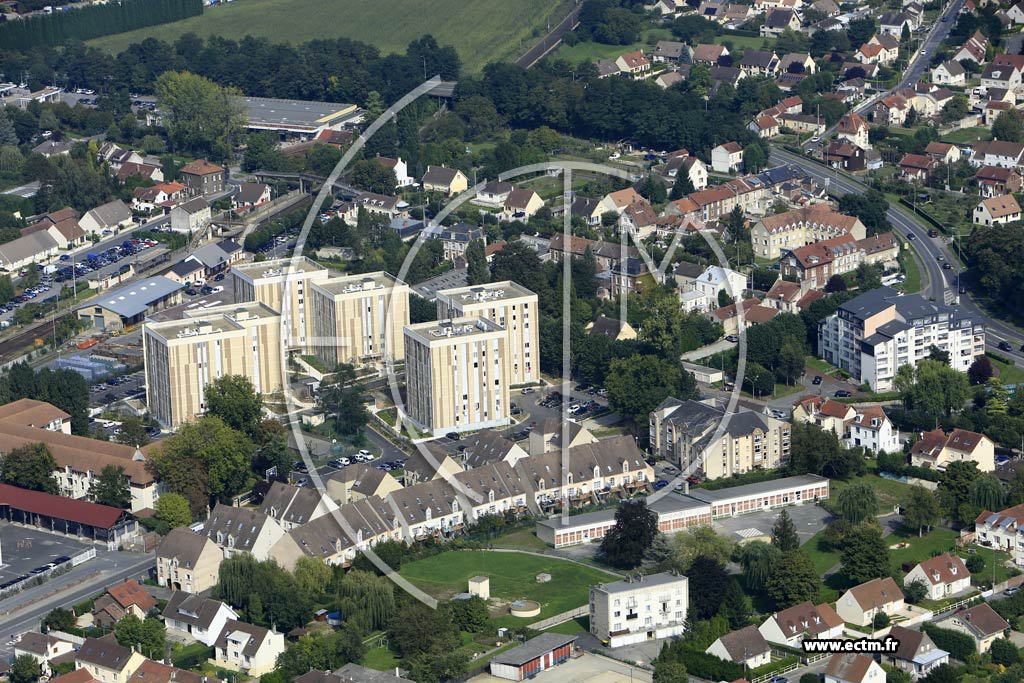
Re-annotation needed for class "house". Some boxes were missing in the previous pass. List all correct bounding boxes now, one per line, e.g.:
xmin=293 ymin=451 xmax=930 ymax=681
xmin=903 ymin=554 xmax=971 ymax=600
xmin=812 ymin=0 xmax=839 ymax=15
xmin=98 ymin=143 xmax=144 ymax=169
xmin=615 ymin=50 xmax=651 ymax=79
xmin=859 ymin=35 xmax=900 ymax=65
xmin=845 ymin=406 xmax=900 ymax=454
xmin=751 ymin=204 xmax=865 ymax=259
xmin=116 ymin=162 xmax=164 ymax=183
xmin=975 ymin=166 xmax=1022 ymax=197
xmin=706 ymin=626 xmax=771 ymax=668
xmin=232 ymin=182 xmax=270 ymax=211
xmin=836 ymin=113 xmax=870 ymax=149
xmin=426 ymin=222 xmax=486 ymax=261
xmin=692 ymin=44 xmax=729 ymax=65
xmin=970 ymin=140 xmax=1024 ymax=169
xmin=954 ymin=31 xmax=990 ymax=65
xmin=259 ymin=480 xmax=337 ymax=531
xmin=792 ymin=395 xmax=856 ymax=438
xmin=974 ymin=194 xmax=1022 ymax=225
xmin=421 ymin=165 xmax=468 ymax=196
xmin=155 ymin=528 xmax=223 ymax=593
xmin=354 ymin=191 xmax=407 ymax=219
xmin=132 ymin=182 xmax=186 ymax=213
xmin=13 ymin=633 xmax=76 ymax=675
xmin=712 ymin=142 xmax=744 ymax=173
xmin=932 ymin=61 xmax=966 ymax=86
xmin=179 ymin=159 xmax=226 ymax=196
xmin=761 ymin=8 xmax=800 ymax=36
xmin=595 ymin=59 xmax=621 ymax=78
xmin=824 ymin=654 xmax=887 ymax=683
xmin=79 ymin=200 xmax=132 ymax=235
xmin=758 ymin=601 xmax=844 ymax=646
xmin=660 ymin=154 xmax=708 ymax=190
xmin=1008 ymin=1 xmax=1024 ymax=23
xmin=374 ymin=155 xmax=414 ymax=187
xmin=900 ymin=153 xmax=937 ymax=182
xmin=981 ymin=61 xmax=1022 ymax=93
xmin=749 ymin=115 xmax=781 ymax=139
xmin=589 ymin=572 xmax=688 ymax=647
xmin=170 ymin=197 xmax=212 ymax=234
xmin=780 ymin=234 xmax=862 ymax=289
xmin=325 ymin=462 xmax=403 ymax=505
xmin=871 ymin=627 xmax=942 ymax=680
xmin=779 ymin=53 xmax=816 ymax=75
xmin=875 ymin=94 xmax=909 ymax=127
xmin=935 ymin=603 xmax=1010 ymax=653
xmin=879 ymin=11 xmax=912 ymax=35
xmin=474 ymin=180 xmax=514 ymax=207
xmin=75 ymin=637 xmax=146 ymax=683
xmin=692 ymin=266 xmax=747 ymax=308
xmin=586 ymin=315 xmax=637 ymax=341
xmin=91 ymin=579 xmax=157 ymax=628
xmin=22 ymin=214 xmax=86 ymax=250
xmin=825 ymin=140 xmax=867 ymax=171
xmin=652 ymin=41 xmax=689 ymax=62
xmin=162 ymin=592 xmax=239 ymax=647
xmin=836 ymin=577 xmax=905 ymax=627
xmin=528 ymin=418 xmax=597 ymax=457
xmin=656 ymin=71 xmax=685 ymax=89
xmin=198 ymin=504 xmax=286 ymax=560
xmin=128 ymin=660 xmax=204 ymax=683
xmin=925 ymin=142 xmax=961 ymax=165
xmin=984 ymin=100 xmax=1012 ymax=126
xmin=715 ymin=298 xmax=778 ymax=332
xmin=32 ymin=139 xmax=73 ymax=157
xmin=739 ymin=50 xmax=780 ymax=77
xmin=909 ymin=428 xmax=995 ymax=472
xmin=313 ymin=129 xmax=355 ymax=148
xmin=213 ymin=620 xmax=286 ymax=676
xmin=975 ymin=504 xmax=1024 ymax=560
xmin=598 ymin=187 xmax=646 ymax=215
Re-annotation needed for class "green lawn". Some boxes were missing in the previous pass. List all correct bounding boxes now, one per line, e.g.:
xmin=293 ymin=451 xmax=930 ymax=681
xmin=942 ymin=127 xmax=992 ymax=145
xmin=804 ymin=356 xmax=839 ymax=375
xmin=553 ymin=28 xmax=674 ymax=64
xmin=545 ymin=616 xmax=591 ymax=635
xmin=898 ymin=248 xmax=923 ymax=294
xmin=829 ymin=472 xmax=913 ymax=512
xmin=714 ymin=34 xmax=772 ymax=51
xmin=361 ymin=646 xmax=400 ymax=671
xmin=398 ymin=550 xmax=617 ymax=627
xmin=490 ymin=528 xmax=550 ymax=552
xmin=989 ymin=355 xmax=1024 ymax=385
xmin=88 ymin=0 xmax=573 ymax=72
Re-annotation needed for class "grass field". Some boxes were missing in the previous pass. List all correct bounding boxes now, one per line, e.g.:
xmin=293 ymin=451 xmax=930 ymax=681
xmin=942 ymin=127 xmax=991 ymax=145
xmin=990 ymin=355 xmax=1024 ymax=384
xmin=398 ymin=550 xmax=617 ymax=626
xmin=553 ymin=28 xmax=675 ymax=64
xmin=88 ymin=0 xmax=573 ymax=72
xmin=361 ymin=646 xmax=400 ymax=671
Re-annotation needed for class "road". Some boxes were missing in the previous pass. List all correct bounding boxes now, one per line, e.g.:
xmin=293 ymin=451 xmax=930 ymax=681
xmin=771 ymin=146 xmax=1024 ymax=366
xmin=515 ymin=4 xmax=582 ymax=69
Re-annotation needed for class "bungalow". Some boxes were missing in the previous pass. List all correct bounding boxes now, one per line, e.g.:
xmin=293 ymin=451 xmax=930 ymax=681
xmin=903 ymin=554 xmax=971 ymax=600
xmin=712 ymin=142 xmax=744 ymax=173
xmin=836 ymin=576 xmax=904 ymax=627
xmin=706 ymin=626 xmax=772 ymax=668
xmin=909 ymin=428 xmax=995 ymax=472
xmin=974 ymin=194 xmax=1023 ymax=225
xmin=421 ymin=165 xmax=468 ymax=196
xmin=79 ymin=200 xmax=132 ymax=235
xmin=845 ymin=406 xmax=900 ymax=454
xmin=761 ymin=8 xmax=800 ymax=36
xmin=616 ymin=50 xmax=651 ymax=79
xmin=932 ymin=60 xmax=966 ymax=86
xmin=758 ymin=601 xmax=844 ymax=647
xmin=975 ymin=165 xmax=1022 ymax=197
xmin=213 ymin=620 xmax=286 ymax=676
xmin=935 ymin=603 xmax=1010 ymax=653
xmin=825 ymin=654 xmax=886 ymax=683
xmin=879 ymin=626 xmax=947 ymax=679
xmin=162 ymin=592 xmax=239 ymax=647
xmin=900 ymin=153 xmax=937 ymax=182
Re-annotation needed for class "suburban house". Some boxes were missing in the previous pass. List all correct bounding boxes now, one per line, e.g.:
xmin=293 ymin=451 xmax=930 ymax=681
xmin=155 ymin=527 xmax=224 ymax=594
xmin=761 ymin=8 xmax=800 ymax=36
xmin=975 ymin=504 xmax=1024 ymax=561
xmin=692 ymin=43 xmax=729 ymax=65
xmin=92 ymin=579 xmax=157 ymax=628
xmin=836 ymin=113 xmax=870 ymax=149
xmin=791 ymin=395 xmax=855 ymax=438
xmin=198 ymin=504 xmax=286 ymax=560
xmin=903 ymin=554 xmax=971 ymax=600
xmin=932 ymin=60 xmax=966 ymax=86
xmin=845 ymin=406 xmax=900 ymax=454
xmin=179 ymin=159 xmax=226 ymax=196
xmin=925 ymin=142 xmax=962 ymax=165
xmin=13 ymin=633 xmax=76 ymax=675
xmin=909 ymin=428 xmax=995 ymax=472
xmin=711 ymin=142 xmax=744 ymax=173
xmin=615 ymin=50 xmax=651 ymax=79
xmin=975 ymin=166 xmax=1023 ymax=197
xmin=882 ymin=625 xmax=949 ymax=679
xmin=421 ymin=165 xmax=469 ymax=196
xmin=900 ymin=153 xmax=937 ymax=182
xmin=75 ymin=637 xmax=146 ymax=683
xmin=501 ymin=189 xmax=545 ymax=222
xmin=954 ymin=31 xmax=989 ymax=64
xmin=879 ymin=10 xmax=912 ymax=35
xmin=691 ymin=266 xmax=747 ymax=309
xmin=706 ymin=626 xmax=772 ymax=668
xmin=132 ymin=182 xmax=186 ymax=213
xmin=213 ymin=620 xmax=286 ymax=676
xmin=935 ymin=603 xmax=1010 ymax=653
xmin=170 ymin=197 xmax=212 ymax=234
xmin=970 ymin=140 xmax=1024 ymax=169
xmin=116 ymin=162 xmax=164 ymax=183
xmin=974 ymin=194 xmax=1022 ymax=225
xmin=824 ymin=654 xmax=886 ymax=683
xmin=79 ymin=200 xmax=132 ymax=235
xmin=162 ymin=592 xmax=239 ymax=647
xmin=758 ymin=601 xmax=844 ymax=646
xmin=739 ymin=50 xmax=780 ymax=77
xmin=825 ymin=140 xmax=867 ymax=171
xmin=232 ymin=182 xmax=271 ymax=211
xmin=374 ymin=155 xmax=414 ymax=187
xmin=836 ymin=577 xmax=905 ymax=627
xmin=474 ymin=180 xmax=514 ymax=207
xmin=325 ymin=463 xmax=403 ymax=505
xmin=652 ymin=41 xmax=689 ymax=62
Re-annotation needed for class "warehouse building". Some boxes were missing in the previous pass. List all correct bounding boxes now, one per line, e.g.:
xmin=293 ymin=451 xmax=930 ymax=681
xmin=236 ymin=96 xmax=362 ymax=139
xmin=489 ymin=633 xmax=578 ymax=681
xmin=76 ymin=276 xmax=183 ymax=332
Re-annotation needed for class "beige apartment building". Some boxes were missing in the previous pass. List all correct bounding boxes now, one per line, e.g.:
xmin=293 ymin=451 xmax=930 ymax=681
xmin=143 ymin=302 xmax=283 ymax=428
xmin=404 ymin=317 xmax=511 ymax=436
xmin=231 ymin=257 xmax=330 ymax=351
xmin=435 ymin=280 xmax=540 ymax=386
xmin=309 ymin=271 xmax=410 ymax=369
xmin=589 ymin=572 xmax=688 ymax=648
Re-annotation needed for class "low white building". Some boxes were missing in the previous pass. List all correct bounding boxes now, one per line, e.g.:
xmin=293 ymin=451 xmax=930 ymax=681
xmin=758 ymin=601 xmax=844 ymax=646
xmin=903 ymin=554 xmax=971 ymax=601
xmin=825 ymin=654 xmax=887 ymax=683
xmin=213 ymin=620 xmax=286 ymax=676
xmin=590 ymin=572 xmax=688 ymax=648
xmin=836 ymin=577 xmax=905 ymax=627
xmin=706 ymin=626 xmax=771 ymax=668
xmin=162 ymin=592 xmax=239 ymax=647
xmin=692 ymin=266 xmax=747 ymax=308
xmin=711 ymin=142 xmax=744 ymax=174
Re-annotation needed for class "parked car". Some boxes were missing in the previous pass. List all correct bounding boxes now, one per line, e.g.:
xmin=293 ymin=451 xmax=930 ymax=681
xmin=725 ymin=335 xmax=739 ymax=343
xmin=445 ymin=432 xmax=460 ymax=441
xmin=812 ymin=375 xmax=822 ymax=385
xmin=834 ymin=389 xmax=852 ymax=398
xmin=999 ymin=341 xmax=1013 ymax=352
xmin=653 ymin=480 xmax=669 ymax=490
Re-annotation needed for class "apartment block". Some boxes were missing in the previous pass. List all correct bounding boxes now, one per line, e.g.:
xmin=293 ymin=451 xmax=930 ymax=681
xmin=649 ymin=397 xmax=791 ymax=480
xmin=589 ymin=572 xmax=688 ymax=648
xmin=231 ymin=257 xmax=330 ymax=351
xmin=817 ymin=287 xmax=985 ymax=392
xmin=435 ymin=280 xmax=539 ymax=386
xmin=143 ymin=302 xmax=283 ymax=428
xmin=404 ymin=317 xmax=511 ymax=436
xmin=309 ymin=272 xmax=410 ymax=369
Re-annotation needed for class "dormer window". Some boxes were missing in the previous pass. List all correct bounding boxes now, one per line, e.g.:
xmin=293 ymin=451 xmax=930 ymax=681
xmin=623 ymin=461 xmax=630 ymax=473
xmin=488 ymin=490 xmax=495 ymax=503
xmin=594 ymin=466 xmax=600 ymax=479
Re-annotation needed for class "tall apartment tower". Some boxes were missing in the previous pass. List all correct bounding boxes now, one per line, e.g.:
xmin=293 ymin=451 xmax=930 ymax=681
xmin=403 ymin=317 xmax=510 ymax=436
xmin=231 ymin=257 xmax=330 ymax=352
xmin=435 ymin=281 xmax=539 ymax=386
xmin=142 ymin=302 xmax=283 ymax=428
xmin=309 ymin=272 xmax=410 ymax=369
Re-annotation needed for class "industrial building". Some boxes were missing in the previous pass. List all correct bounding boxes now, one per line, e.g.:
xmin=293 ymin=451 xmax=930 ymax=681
xmin=77 ymin=276 xmax=183 ymax=332
xmin=236 ymin=96 xmax=362 ymax=139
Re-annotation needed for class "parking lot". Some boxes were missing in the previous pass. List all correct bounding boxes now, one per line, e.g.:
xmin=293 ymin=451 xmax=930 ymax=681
xmin=89 ymin=369 xmax=148 ymax=410
xmin=712 ymin=502 xmax=833 ymax=546
xmin=0 ymin=524 xmax=92 ymax=587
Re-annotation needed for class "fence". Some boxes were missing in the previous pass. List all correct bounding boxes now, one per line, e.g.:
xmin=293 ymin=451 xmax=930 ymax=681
xmin=528 ymin=605 xmax=588 ymax=630
xmin=0 ymin=547 xmax=94 ymax=599
xmin=751 ymin=659 xmax=801 ymax=683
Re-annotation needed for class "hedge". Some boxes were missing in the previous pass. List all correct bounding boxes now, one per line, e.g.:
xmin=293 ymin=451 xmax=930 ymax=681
xmin=672 ymin=648 xmax=744 ymax=681
xmin=921 ymin=622 xmax=976 ymax=661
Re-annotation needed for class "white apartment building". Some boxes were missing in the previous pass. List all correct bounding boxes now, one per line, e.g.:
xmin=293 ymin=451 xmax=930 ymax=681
xmin=691 ymin=266 xmax=747 ymax=309
xmin=589 ymin=572 xmax=688 ymax=648
xmin=435 ymin=280 xmax=540 ymax=386
xmin=404 ymin=317 xmax=511 ymax=436
xmin=818 ymin=287 xmax=985 ymax=392
xmin=309 ymin=271 xmax=410 ymax=369
xmin=231 ymin=257 xmax=330 ymax=351
xmin=142 ymin=302 xmax=283 ymax=428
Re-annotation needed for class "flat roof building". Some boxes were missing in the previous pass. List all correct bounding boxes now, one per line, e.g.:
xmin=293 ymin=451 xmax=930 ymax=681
xmin=309 ymin=271 xmax=410 ymax=369
xmin=143 ymin=302 xmax=283 ymax=428
xmin=236 ymin=96 xmax=361 ymax=138
xmin=490 ymin=633 xmax=578 ymax=681
xmin=77 ymin=276 xmax=183 ymax=332
xmin=590 ymin=572 xmax=688 ymax=648
xmin=232 ymin=257 xmax=330 ymax=351
xmin=404 ymin=317 xmax=511 ymax=436
xmin=436 ymin=280 xmax=540 ymax=386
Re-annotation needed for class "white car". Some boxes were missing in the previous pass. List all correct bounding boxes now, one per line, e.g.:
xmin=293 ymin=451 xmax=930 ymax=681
xmin=212 ymin=286 xmax=224 ymax=293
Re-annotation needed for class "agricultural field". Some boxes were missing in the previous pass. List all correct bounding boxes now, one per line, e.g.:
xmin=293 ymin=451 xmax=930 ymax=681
xmin=89 ymin=0 xmax=573 ymax=72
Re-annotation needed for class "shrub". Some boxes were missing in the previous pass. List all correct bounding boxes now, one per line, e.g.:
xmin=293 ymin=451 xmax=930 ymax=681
xmin=921 ymin=622 xmax=976 ymax=661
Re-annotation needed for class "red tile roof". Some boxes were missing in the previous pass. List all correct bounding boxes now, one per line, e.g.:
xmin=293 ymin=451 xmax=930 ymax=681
xmin=0 ymin=483 xmax=124 ymax=529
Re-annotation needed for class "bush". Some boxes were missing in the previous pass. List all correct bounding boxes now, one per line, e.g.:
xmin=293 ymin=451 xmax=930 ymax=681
xmin=991 ymin=638 xmax=1019 ymax=666
xmin=965 ymin=555 xmax=985 ymax=573
xmin=801 ymin=674 xmax=821 ymax=683
xmin=873 ymin=612 xmax=891 ymax=629
xmin=921 ymin=622 xmax=976 ymax=661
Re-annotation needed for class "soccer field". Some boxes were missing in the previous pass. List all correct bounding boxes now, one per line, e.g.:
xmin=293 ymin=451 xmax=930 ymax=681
xmin=88 ymin=0 xmax=573 ymax=73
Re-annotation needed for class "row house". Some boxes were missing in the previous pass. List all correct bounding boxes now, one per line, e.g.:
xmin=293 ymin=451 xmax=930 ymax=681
xmin=779 ymin=233 xmax=862 ymax=289
xmin=910 ymin=427 xmax=995 ymax=472
xmin=750 ymin=204 xmax=866 ymax=259
xmin=900 ymin=153 xmax=937 ymax=182
xmin=975 ymin=504 xmax=1024 ymax=562
xmin=970 ymin=140 xmax=1024 ymax=169
xmin=975 ymin=165 xmax=1022 ymax=197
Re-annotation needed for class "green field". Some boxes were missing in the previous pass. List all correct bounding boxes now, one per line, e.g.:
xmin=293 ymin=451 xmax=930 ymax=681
xmin=553 ymin=28 xmax=675 ymax=64
xmin=398 ymin=550 xmax=617 ymax=626
xmin=88 ymin=0 xmax=573 ymax=72
xmin=941 ymin=127 xmax=992 ymax=145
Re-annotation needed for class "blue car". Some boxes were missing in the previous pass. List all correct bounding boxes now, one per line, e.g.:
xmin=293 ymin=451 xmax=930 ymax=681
xmin=653 ymin=480 xmax=669 ymax=490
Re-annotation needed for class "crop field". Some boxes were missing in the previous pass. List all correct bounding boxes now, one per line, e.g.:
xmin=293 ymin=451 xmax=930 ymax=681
xmin=89 ymin=0 xmax=573 ymax=72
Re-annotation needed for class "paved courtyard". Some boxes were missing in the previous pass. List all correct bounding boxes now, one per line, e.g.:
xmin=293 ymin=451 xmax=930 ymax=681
xmin=0 ymin=524 xmax=93 ymax=585
xmin=713 ymin=502 xmax=833 ymax=546
xmin=470 ymin=650 xmax=653 ymax=683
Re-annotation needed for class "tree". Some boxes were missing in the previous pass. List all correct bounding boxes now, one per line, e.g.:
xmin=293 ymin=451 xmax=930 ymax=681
xmin=941 ymin=95 xmax=970 ymax=124
xmin=840 ymin=521 xmax=890 ymax=584
xmin=0 ymin=443 xmax=58 ymax=494
xmin=389 ymin=598 xmax=460 ymax=658
xmin=720 ymin=579 xmax=751 ymax=629
xmin=155 ymin=71 xmax=244 ymax=161
xmin=114 ymin=615 xmax=165 ymax=659
xmin=670 ymin=172 xmax=695 ymax=200
xmin=689 ymin=555 xmax=731 ymax=620
xmin=444 ymin=595 xmax=490 ymax=633
xmin=349 ymin=158 xmax=398 ymax=194
xmin=904 ymin=578 xmax=928 ymax=604
xmin=204 ymin=374 xmax=263 ymax=440
xmin=89 ymin=465 xmax=131 ymax=509
xmin=765 ymin=550 xmax=820 ymax=607
xmin=114 ymin=416 xmax=149 ymax=447
xmin=42 ymin=608 xmax=74 ymax=632
xmin=993 ymin=109 xmax=1024 ymax=144
xmin=643 ymin=533 xmax=675 ymax=571
xmin=654 ymin=661 xmax=689 ymax=683
xmin=599 ymin=499 xmax=658 ymax=569
xmin=873 ymin=611 xmax=891 ymax=629
xmin=938 ymin=461 xmax=983 ymax=525
xmin=903 ymin=486 xmax=940 ymax=537
xmin=666 ymin=526 xmax=735 ymax=572
xmin=605 ymin=354 xmax=697 ymax=425
xmin=10 ymin=655 xmax=40 ymax=683
xmin=992 ymin=638 xmax=1020 ymax=666
xmin=836 ymin=482 xmax=879 ymax=523
xmin=154 ymin=492 xmax=192 ymax=529
xmin=738 ymin=541 xmax=781 ymax=590
xmin=971 ymin=473 xmax=1005 ymax=512
xmin=294 ymin=556 xmax=332 ymax=594
xmin=771 ymin=509 xmax=800 ymax=551
xmin=317 ymin=364 xmax=369 ymax=436
xmin=969 ymin=355 xmax=994 ymax=385
xmin=465 ymin=239 xmax=488 ymax=285
xmin=743 ymin=144 xmax=767 ymax=173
